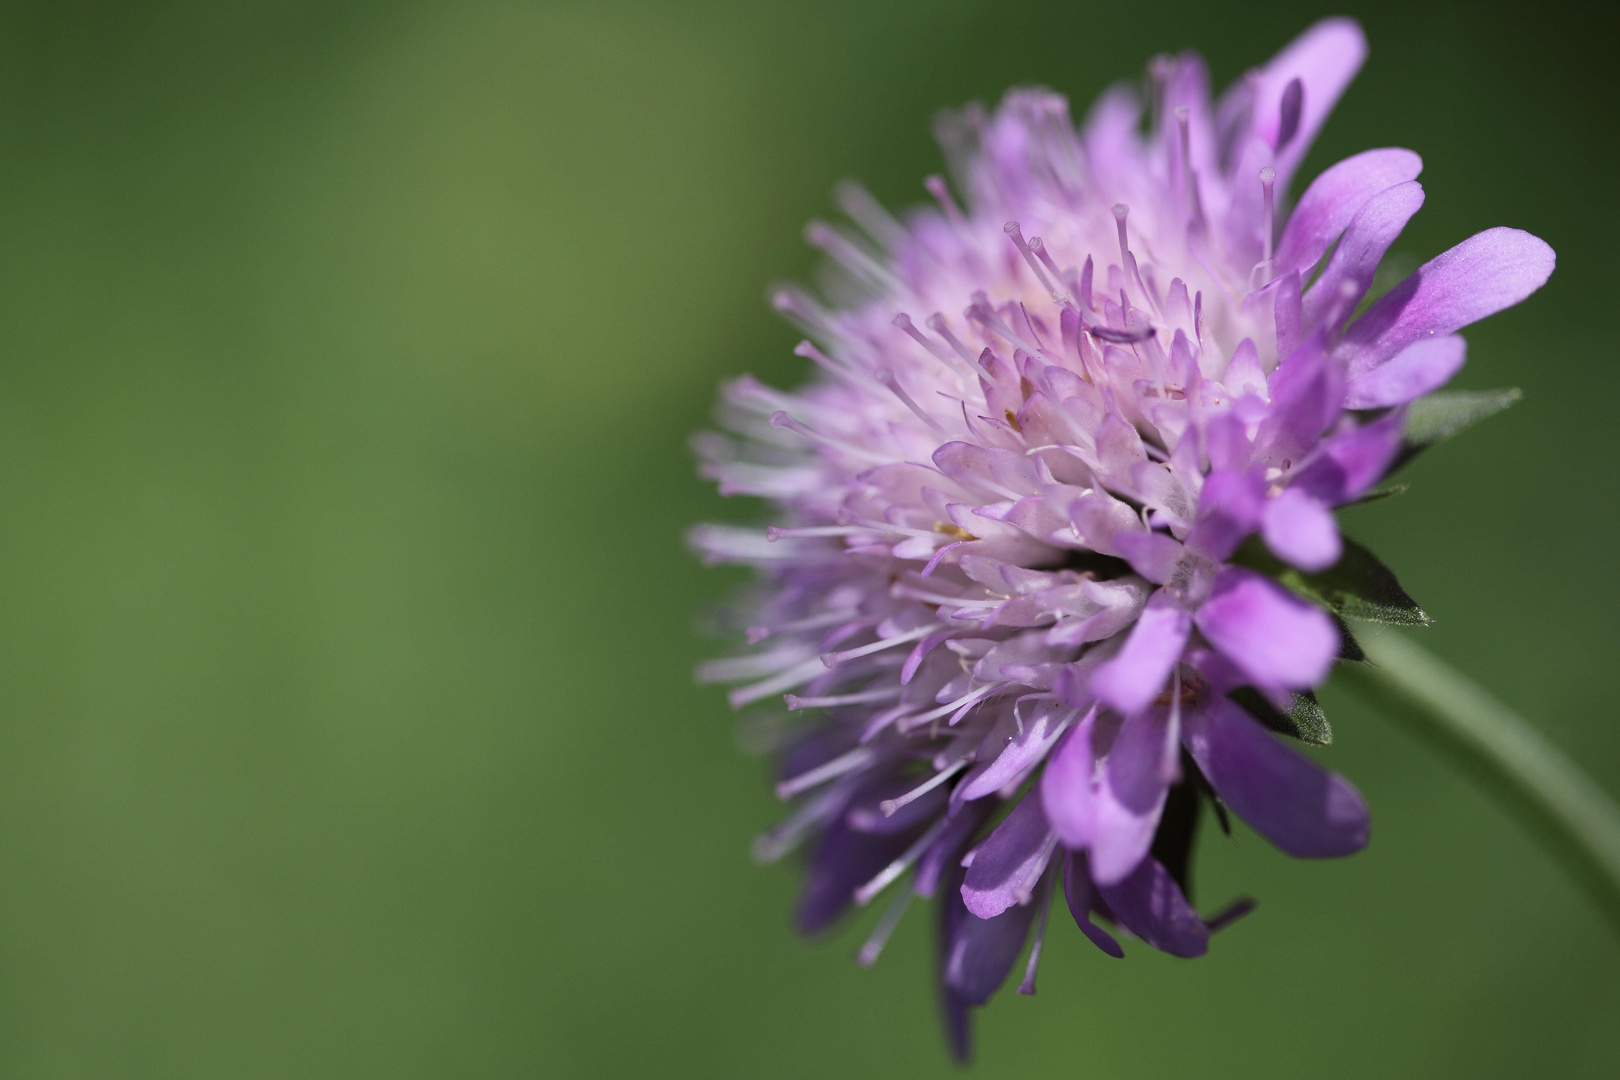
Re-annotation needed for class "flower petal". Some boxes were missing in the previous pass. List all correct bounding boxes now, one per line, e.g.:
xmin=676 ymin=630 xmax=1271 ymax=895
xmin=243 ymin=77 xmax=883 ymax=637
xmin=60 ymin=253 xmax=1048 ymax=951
xmin=1186 ymin=467 xmax=1266 ymax=562
xmin=1302 ymin=180 xmax=1426 ymax=328
xmin=1341 ymin=227 xmax=1556 ymax=375
xmin=1089 ymin=595 xmax=1192 ymax=716
xmin=961 ymin=794 xmax=1058 ymax=918
xmin=1262 ymin=487 xmax=1342 ymax=572
xmin=1040 ymin=706 xmax=1101 ymax=847
xmin=1273 ymin=148 xmax=1423 ymax=275
xmin=1182 ymin=696 xmax=1369 ymax=857
xmin=1061 ymin=850 xmax=1124 ymax=958
xmin=943 ymin=879 xmax=1040 ymax=1006
xmin=1194 ymin=568 xmax=1336 ymax=688
xmin=1253 ymin=18 xmax=1368 ymax=183
xmin=1344 ymin=334 xmax=1467 ymax=408
xmin=1088 ymin=707 xmax=1179 ymax=886
xmin=1095 ymin=854 xmax=1209 ymax=958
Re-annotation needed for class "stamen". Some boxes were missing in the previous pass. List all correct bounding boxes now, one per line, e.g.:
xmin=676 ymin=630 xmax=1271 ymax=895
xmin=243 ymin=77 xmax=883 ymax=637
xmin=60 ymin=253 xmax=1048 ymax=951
xmin=785 ymin=686 xmax=901 ymax=710
xmin=924 ymin=174 xmax=970 ymax=233
xmin=821 ymin=623 xmax=940 ymax=668
xmin=751 ymin=781 xmax=850 ymax=863
xmin=770 ymin=410 xmax=890 ymax=464
xmin=1112 ymin=203 xmax=1132 ymax=267
xmin=1004 ymin=222 xmax=1057 ymax=294
xmin=729 ymin=655 xmax=835 ymax=708
xmin=746 ymin=609 xmax=857 ymax=644
xmin=833 ymin=179 xmax=906 ymax=251
xmin=966 ymin=293 xmax=1039 ymax=354
xmin=878 ymin=758 xmax=969 ymax=817
xmin=875 ymin=368 xmax=948 ymax=434
xmin=776 ymin=745 xmax=876 ymax=799
xmin=902 ymin=682 xmax=1000 ymax=729
xmin=893 ymin=312 xmax=968 ymax=376
xmin=1017 ymin=868 xmax=1056 ymax=994
xmin=805 ymin=220 xmax=899 ymax=290
xmin=1205 ymin=896 xmax=1258 ymax=933
xmin=924 ymin=313 xmax=994 ymax=380
xmin=890 ymin=584 xmax=1002 ymax=608
xmin=792 ymin=339 xmax=865 ymax=385
xmin=697 ymin=644 xmax=814 ymax=683
xmin=765 ymin=524 xmax=877 ymax=541
xmin=1260 ymin=166 xmax=1276 ymax=268
xmin=1029 ymin=237 xmax=1069 ymax=296
xmin=854 ymin=816 xmax=950 ymax=907
xmin=855 ymin=880 xmax=916 ymax=967
xmin=1176 ymin=106 xmax=1194 ymax=213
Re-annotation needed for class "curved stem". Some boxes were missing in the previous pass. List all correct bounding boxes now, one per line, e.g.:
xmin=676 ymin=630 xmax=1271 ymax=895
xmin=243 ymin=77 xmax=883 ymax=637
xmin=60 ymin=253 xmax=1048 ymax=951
xmin=1337 ymin=628 xmax=1620 ymax=934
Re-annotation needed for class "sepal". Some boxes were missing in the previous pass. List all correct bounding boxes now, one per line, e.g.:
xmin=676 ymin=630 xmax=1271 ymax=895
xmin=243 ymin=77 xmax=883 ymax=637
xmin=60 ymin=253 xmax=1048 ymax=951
xmin=1234 ymin=535 xmax=1430 ymax=626
xmin=1393 ymin=387 xmax=1521 ymax=470
xmin=1229 ymin=686 xmax=1332 ymax=745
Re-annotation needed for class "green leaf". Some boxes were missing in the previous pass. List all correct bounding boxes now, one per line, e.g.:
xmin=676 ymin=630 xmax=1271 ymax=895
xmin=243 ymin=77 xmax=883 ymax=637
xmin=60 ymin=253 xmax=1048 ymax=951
xmin=1232 ymin=535 xmax=1431 ymax=626
xmin=1229 ymin=687 xmax=1333 ymax=745
xmin=1300 ymin=537 xmax=1432 ymax=625
xmin=1394 ymin=387 xmax=1521 ymax=471
xmin=1334 ymin=614 xmax=1367 ymax=663
xmin=1350 ymin=482 xmax=1408 ymax=506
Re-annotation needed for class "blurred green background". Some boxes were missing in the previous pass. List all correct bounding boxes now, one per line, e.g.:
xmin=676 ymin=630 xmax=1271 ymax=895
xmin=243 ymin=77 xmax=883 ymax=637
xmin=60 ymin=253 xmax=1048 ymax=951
xmin=0 ymin=0 xmax=1613 ymax=1075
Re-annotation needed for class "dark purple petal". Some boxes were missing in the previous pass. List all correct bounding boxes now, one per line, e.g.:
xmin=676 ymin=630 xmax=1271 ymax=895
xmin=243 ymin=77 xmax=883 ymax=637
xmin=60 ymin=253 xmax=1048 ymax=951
xmin=1062 ymin=851 xmax=1124 ymax=958
xmin=943 ymin=882 xmax=1039 ymax=1006
xmin=1302 ymin=180 xmax=1426 ymax=328
xmin=798 ymin=811 xmax=924 ymax=933
xmin=1344 ymin=334 xmax=1467 ymax=408
xmin=959 ymin=704 xmax=1070 ymax=801
xmin=1186 ymin=467 xmax=1265 ymax=561
xmin=1041 ymin=706 xmax=1101 ymax=848
xmin=1089 ymin=594 xmax=1192 ymax=716
xmin=1273 ymin=148 xmax=1423 ymax=275
xmin=1096 ymin=854 xmax=1209 ymax=958
xmin=1114 ymin=530 xmax=1183 ymax=584
xmin=1254 ymin=332 xmax=1343 ymax=468
xmin=961 ymin=794 xmax=1058 ymax=918
xmin=1089 ymin=707 xmax=1179 ymax=885
xmin=915 ymin=799 xmax=997 ymax=899
xmin=936 ymin=862 xmax=974 ymax=1063
xmin=1182 ymin=696 xmax=1369 ymax=857
xmin=1289 ymin=411 xmax=1405 ymax=504
xmin=1262 ymin=488 xmax=1342 ymax=572
xmin=1194 ymin=568 xmax=1336 ymax=689
xmin=1340 ymin=227 xmax=1556 ymax=375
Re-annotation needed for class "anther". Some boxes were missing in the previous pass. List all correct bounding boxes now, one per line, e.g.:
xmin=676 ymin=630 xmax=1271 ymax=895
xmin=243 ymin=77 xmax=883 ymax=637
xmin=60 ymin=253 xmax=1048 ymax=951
xmin=893 ymin=312 xmax=966 ymax=375
xmin=1004 ymin=221 xmax=1057 ymax=294
xmin=1029 ymin=236 xmax=1068 ymax=294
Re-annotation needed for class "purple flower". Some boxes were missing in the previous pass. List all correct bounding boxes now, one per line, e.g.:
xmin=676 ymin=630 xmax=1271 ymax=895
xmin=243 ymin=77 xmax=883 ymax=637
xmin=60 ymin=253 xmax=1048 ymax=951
xmin=692 ymin=17 xmax=1552 ymax=1060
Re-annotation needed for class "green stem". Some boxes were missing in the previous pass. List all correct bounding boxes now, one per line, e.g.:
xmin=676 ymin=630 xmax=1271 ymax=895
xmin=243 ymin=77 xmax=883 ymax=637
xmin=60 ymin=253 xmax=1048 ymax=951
xmin=1337 ymin=629 xmax=1620 ymax=933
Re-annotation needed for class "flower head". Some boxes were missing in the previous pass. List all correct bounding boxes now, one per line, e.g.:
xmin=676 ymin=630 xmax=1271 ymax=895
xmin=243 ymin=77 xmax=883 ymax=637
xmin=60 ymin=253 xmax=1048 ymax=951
xmin=692 ymin=17 xmax=1553 ymax=1059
